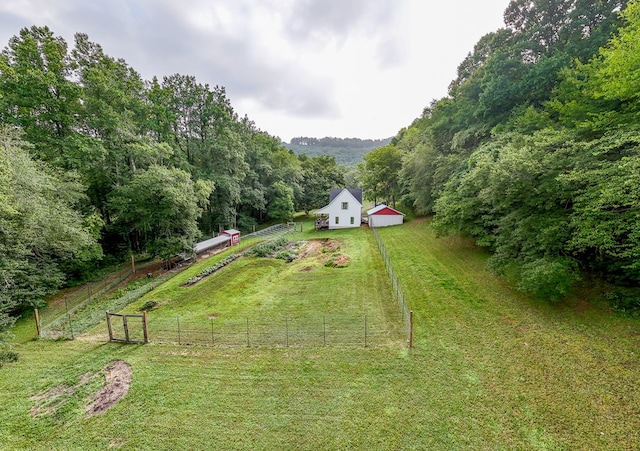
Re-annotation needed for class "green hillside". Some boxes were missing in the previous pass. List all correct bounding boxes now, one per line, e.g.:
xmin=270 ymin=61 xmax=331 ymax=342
xmin=285 ymin=136 xmax=392 ymax=166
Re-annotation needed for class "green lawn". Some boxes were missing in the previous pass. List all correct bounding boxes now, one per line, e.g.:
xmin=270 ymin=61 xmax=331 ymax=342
xmin=1 ymin=217 xmax=639 ymax=450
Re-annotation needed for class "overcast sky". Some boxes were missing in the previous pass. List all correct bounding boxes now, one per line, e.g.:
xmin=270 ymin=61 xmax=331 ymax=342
xmin=0 ymin=0 xmax=511 ymax=142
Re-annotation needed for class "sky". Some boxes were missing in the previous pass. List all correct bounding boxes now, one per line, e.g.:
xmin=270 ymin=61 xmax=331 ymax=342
xmin=0 ymin=0 xmax=512 ymax=143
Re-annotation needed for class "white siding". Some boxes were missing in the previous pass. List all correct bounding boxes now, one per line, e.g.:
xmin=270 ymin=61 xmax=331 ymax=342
xmin=316 ymin=189 xmax=362 ymax=229
xmin=369 ymin=214 xmax=403 ymax=228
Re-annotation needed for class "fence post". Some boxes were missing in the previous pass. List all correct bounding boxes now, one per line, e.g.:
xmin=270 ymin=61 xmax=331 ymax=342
xmin=143 ymin=311 xmax=149 ymax=343
xmin=106 ymin=311 xmax=113 ymax=341
xmin=123 ymin=315 xmax=130 ymax=343
xmin=34 ymin=308 xmax=41 ymax=337
xmin=68 ymin=313 xmax=74 ymax=340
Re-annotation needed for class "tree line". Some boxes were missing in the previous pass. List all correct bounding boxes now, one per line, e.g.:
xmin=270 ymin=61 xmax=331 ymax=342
xmin=0 ymin=27 xmax=346 ymax=337
xmin=359 ymin=0 xmax=640 ymax=304
xmin=289 ymin=137 xmax=391 ymax=148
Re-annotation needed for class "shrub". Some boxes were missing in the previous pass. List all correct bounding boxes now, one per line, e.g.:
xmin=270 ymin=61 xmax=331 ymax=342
xmin=0 ymin=351 xmax=18 ymax=369
xmin=603 ymin=287 xmax=640 ymax=316
xmin=139 ymin=300 xmax=158 ymax=311
xmin=516 ymin=257 xmax=580 ymax=301
xmin=245 ymin=237 xmax=289 ymax=258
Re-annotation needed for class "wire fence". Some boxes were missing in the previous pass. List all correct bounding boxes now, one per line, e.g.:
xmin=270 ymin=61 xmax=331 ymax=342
xmin=36 ymin=223 xmax=413 ymax=348
xmin=38 ymin=271 xmax=177 ymax=339
xmin=244 ymin=222 xmax=302 ymax=238
xmin=142 ymin=314 xmax=405 ymax=348
xmin=372 ymin=227 xmax=411 ymax=327
xmin=38 ymin=268 xmax=133 ymax=337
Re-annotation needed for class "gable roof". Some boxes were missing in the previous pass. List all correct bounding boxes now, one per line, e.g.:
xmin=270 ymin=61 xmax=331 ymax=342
xmin=316 ymin=188 xmax=362 ymax=214
xmin=330 ymin=188 xmax=362 ymax=204
xmin=367 ymin=204 xmax=405 ymax=216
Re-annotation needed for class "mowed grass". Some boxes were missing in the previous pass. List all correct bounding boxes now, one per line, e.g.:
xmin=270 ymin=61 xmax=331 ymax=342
xmin=1 ymin=217 xmax=639 ymax=450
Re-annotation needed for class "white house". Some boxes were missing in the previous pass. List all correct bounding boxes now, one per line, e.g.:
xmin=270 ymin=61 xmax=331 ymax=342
xmin=367 ymin=204 xmax=405 ymax=228
xmin=315 ymin=188 xmax=363 ymax=229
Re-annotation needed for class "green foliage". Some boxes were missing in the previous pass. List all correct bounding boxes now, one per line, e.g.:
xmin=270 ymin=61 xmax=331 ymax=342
xmin=603 ymin=286 xmax=640 ymax=316
xmin=297 ymin=155 xmax=345 ymax=214
xmin=0 ymin=350 xmax=18 ymax=369
xmin=514 ymin=257 xmax=580 ymax=301
xmin=182 ymin=253 xmax=240 ymax=286
xmin=267 ymin=181 xmax=295 ymax=222
xmin=3 ymin=220 xmax=640 ymax=449
xmin=139 ymin=299 xmax=158 ymax=312
xmin=109 ymin=165 xmax=213 ymax=260
xmin=0 ymin=127 xmax=99 ymax=340
xmin=360 ymin=144 xmax=403 ymax=206
xmin=245 ymin=237 xmax=289 ymax=258
xmin=398 ymin=1 xmax=635 ymax=298
xmin=0 ymin=25 xmax=314 ymax=292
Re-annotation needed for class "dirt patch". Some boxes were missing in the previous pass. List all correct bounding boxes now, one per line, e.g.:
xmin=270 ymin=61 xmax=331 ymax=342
xmin=320 ymin=239 xmax=341 ymax=253
xmin=86 ymin=360 xmax=132 ymax=417
xmin=324 ymin=253 xmax=351 ymax=268
xmin=298 ymin=239 xmax=342 ymax=259
xmin=573 ymin=298 xmax=591 ymax=314
xmin=300 ymin=266 xmax=314 ymax=272
xmin=207 ymin=313 xmax=220 ymax=319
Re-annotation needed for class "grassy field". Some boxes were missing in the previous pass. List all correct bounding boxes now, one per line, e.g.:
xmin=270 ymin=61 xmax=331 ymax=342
xmin=117 ymin=228 xmax=404 ymax=347
xmin=1 ymin=217 xmax=639 ymax=450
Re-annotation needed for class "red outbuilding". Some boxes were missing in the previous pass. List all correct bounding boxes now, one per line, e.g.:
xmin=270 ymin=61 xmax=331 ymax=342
xmin=221 ymin=229 xmax=241 ymax=246
xmin=366 ymin=204 xmax=405 ymax=228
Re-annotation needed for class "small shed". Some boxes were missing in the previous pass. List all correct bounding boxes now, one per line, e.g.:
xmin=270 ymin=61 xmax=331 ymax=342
xmin=367 ymin=204 xmax=405 ymax=228
xmin=221 ymin=229 xmax=241 ymax=246
xmin=193 ymin=229 xmax=240 ymax=255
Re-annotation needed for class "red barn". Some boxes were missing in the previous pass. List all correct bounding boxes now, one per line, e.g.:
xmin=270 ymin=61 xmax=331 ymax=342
xmin=367 ymin=204 xmax=405 ymax=228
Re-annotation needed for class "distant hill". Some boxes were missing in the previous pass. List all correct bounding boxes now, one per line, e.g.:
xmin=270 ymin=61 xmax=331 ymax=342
xmin=285 ymin=136 xmax=393 ymax=166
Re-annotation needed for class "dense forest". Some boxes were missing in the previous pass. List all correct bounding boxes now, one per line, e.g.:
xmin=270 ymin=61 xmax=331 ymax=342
xmin=359 ymin=0 xmax=639 ymax=305
xmin=0 ymin=28 xmax=346 ymax=336
xmin=286 ymin=136 xmax=392 ymax=166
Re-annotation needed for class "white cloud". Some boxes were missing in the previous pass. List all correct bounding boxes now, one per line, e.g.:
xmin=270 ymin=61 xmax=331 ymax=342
xmin=0 ymin=0 xmax=512 ymax=142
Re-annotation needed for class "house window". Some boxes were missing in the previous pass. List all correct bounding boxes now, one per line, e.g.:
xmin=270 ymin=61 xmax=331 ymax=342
xmin=350 ymin=217 xmax=355 ymax=225
xmin=335 ymin=216 xmax=339 ymax=224
xmin=341 ymin=202 xmax=348 ymax=210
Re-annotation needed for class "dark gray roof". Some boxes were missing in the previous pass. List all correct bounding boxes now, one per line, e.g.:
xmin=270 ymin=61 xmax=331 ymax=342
xmin=330 ymin=188 xmax=362 ymax=204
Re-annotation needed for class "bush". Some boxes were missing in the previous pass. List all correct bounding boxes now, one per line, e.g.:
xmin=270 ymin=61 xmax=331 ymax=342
xmin=139 ymin=300 xmax=158 ymax=311
xmin=515 ymin=257 xmax=580 ymax=301
xmin=603 ymin=287 xmax=640 ymax=316
xmin=0 ymin=351 xmax=18 ymax=369
xmin=276 ymin=250 xmax=297 ymax=262
xmin=245 ymin=237 xmax=289 ymax=258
